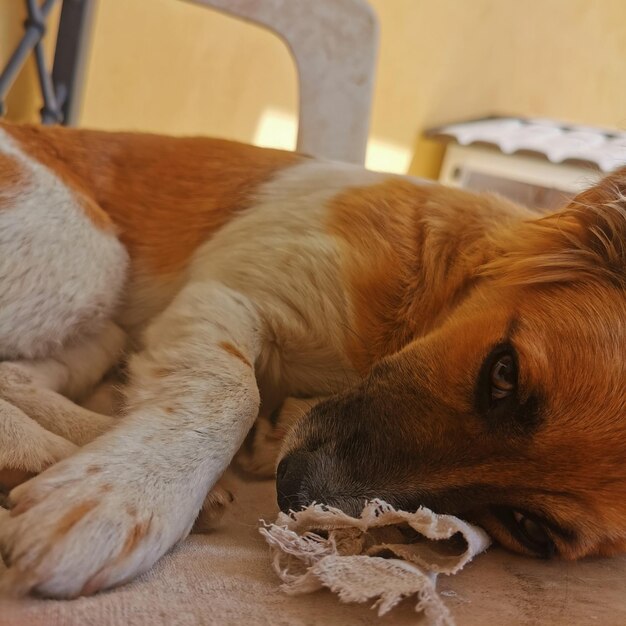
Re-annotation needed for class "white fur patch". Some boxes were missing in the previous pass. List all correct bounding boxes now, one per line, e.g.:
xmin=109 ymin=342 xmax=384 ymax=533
xmin=191 ymin=160 xmax=387 ymax=398
xmin=0 ymin=130 xmax=128 ymax=359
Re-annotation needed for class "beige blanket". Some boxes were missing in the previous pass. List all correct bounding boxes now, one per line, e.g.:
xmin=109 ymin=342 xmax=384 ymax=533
xmin=1 ymin=472 xmax=625 ymax=626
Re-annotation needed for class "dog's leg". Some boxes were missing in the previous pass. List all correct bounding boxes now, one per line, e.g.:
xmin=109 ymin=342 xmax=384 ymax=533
xmin=0 ymin=321 xmax=126 ymax=446
xmin=0 ymin=282 xmax=262 ymax=597
xmin=0 ymin=322 xmax=125 ymax=494
xmin=237 ymin=397 xmax=323 ymax=478
xmin=80 ymin=380 xmax=124 ymax=416
xmin=1 ymin=320 xmax=126 ymax=401
xmin=0 ymin=399 xmax=77 ymax=500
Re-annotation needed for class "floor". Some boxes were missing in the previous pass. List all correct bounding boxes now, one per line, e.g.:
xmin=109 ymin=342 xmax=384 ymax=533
xmin=1 ymin=473 xmax=625 ymax=626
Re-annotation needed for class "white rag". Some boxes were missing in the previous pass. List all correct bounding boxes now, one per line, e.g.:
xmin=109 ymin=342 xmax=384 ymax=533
xmin=260 ymin=500 xmax=491 ymax=626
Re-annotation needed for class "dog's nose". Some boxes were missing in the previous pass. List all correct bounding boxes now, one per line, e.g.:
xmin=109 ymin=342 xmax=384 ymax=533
xmin=276 ymin=451 xmax=311 ymax=513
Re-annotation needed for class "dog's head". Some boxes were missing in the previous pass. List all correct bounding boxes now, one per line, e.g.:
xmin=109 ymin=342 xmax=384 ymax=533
xmin=277 ymin=167 xmax=626 ymax=560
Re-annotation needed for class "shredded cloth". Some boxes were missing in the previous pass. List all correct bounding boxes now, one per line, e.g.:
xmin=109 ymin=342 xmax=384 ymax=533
xmin=260 ymin=500 xmax=491 ymax=626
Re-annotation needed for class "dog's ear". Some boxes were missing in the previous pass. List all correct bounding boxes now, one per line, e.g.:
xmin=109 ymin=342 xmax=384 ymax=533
xmin=480 ymin=166 xmax=626 ymax=287
xmin=570 ymin=165 xmax=626 ymax=209
xmin=564 ymin=165 xmax=626 ymax=272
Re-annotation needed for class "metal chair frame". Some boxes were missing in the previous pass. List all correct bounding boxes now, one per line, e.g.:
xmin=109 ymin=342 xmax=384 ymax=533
xmin=0 ymin=0 xmax=95 ymax=125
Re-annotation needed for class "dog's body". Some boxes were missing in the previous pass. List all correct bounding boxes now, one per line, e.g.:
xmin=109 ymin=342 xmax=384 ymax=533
xmin=0 ymin=122 xmax=625 ymax=597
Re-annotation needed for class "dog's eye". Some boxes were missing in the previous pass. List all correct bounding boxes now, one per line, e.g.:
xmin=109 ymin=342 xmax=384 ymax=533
xmin=512 ymin=511 xmax=555 ymax=557
xmin=491 ymin=354 xmax=516 ymax=402
xmin=476 ymin=343 xmax=521 ymax=416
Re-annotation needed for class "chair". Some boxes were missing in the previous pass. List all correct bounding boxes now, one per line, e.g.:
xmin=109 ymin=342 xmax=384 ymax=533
xmin=188 ymin=0 xmax=379 ymax=164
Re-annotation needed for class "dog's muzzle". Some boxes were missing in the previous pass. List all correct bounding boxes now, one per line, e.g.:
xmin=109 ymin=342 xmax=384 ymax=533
xmin=276 ymin=451 xmax=313 ymax=513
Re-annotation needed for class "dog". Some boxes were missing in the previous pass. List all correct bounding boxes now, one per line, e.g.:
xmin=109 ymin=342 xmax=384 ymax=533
xmin=0 ymin=120 xmax=625 ymax=598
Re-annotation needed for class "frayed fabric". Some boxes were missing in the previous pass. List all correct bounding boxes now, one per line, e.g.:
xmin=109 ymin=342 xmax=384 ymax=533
xmin=260 ymin=500 xmax=491 ymax=626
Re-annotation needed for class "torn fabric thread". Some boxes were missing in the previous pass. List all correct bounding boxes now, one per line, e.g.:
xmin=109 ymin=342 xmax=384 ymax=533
xmin=260 ymin=500 xmax=491 ymax=626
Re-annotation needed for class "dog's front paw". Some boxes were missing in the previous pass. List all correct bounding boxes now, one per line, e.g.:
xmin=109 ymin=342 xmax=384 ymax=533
xmin=0 ymin=455 xmax=190 ymax=598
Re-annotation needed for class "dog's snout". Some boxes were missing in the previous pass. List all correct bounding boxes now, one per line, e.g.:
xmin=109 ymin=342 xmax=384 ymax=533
xmin=276 ymin=451 xmax=312 ymax=513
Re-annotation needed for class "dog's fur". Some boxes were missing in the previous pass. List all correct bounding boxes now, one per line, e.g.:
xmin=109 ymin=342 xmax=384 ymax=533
xmin=0 ymin=121 xmax=625 ymax=598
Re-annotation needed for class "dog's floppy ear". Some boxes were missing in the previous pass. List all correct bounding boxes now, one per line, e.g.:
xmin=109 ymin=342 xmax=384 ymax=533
xmin=566 ymin=165 xmax=626 ymax=271
xmin=480 ymin=166 xmax=626 ymax=287
xmin=571 ymin=165 xmax=626 ymax=210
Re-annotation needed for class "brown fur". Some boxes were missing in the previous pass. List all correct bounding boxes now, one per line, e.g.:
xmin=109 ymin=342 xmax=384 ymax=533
xmin=0 ymin=154 xmax=26 ymax=209
xmin=219 ymin=341 xmax=252 ymax=368
xmin=481 ymin=176 xmax=626 ymax=287
xmin=328 ymin=179 xmax=531 ymax=372
xmin=53 ymin=501 xmax=98 ymax=538
xmin=119 ymin=520 xmax=151 ymax=560
xmin=2 ymin=122 xmax=301 ymax=275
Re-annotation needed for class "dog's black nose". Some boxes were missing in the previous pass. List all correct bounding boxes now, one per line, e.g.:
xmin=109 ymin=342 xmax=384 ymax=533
xmin=276 ymin=451 xmax=311 ymax=513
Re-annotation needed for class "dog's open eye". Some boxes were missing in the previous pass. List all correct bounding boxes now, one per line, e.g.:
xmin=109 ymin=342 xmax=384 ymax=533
xmin=477 ymin=342 xmax=542 ymax=432
xmin=512 ymin=510 xmax=556 ymax=557
xmin=491 ymin=354 xmax=516 ymax=402
xmin=476 ymin=344 xmax=518 ymax=413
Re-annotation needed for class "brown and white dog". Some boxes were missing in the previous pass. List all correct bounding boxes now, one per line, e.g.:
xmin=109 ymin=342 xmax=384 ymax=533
xmin=0 ymin=121 xmax=625 ymax=598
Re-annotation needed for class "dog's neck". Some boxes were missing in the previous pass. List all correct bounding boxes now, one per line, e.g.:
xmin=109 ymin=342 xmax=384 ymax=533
xmin=340 ymin=180 xmax=540 ymax=372
xmin=413 ymin=185 xmax=538 ymax=330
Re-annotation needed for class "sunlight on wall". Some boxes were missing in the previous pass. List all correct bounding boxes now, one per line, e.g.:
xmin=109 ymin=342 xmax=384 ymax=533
xmin=252 ymin=107 xmax=411 ymax=173
xmin=366 ymin=138 xmax=412 ymax=173
xmin=253 ymin=108 xmax=297 ymax=151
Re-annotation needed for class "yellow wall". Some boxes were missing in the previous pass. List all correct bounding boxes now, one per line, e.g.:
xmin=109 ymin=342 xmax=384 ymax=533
xmin=0 ymin=2 xmax=60 ymax=122
xmin=80 ymin=0 xmax=297 ymax=146
xmin=4 ymin=1 xmax=626 ymax=177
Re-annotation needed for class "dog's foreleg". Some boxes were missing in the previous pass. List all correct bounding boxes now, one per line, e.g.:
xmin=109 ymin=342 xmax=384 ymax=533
xmin=0 ymin=283 xmax=262 ymax=598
